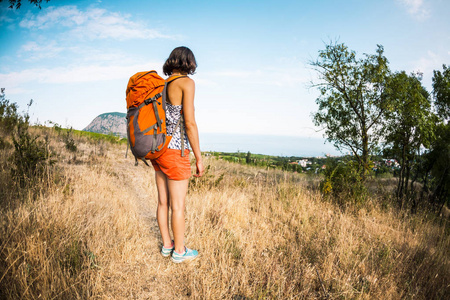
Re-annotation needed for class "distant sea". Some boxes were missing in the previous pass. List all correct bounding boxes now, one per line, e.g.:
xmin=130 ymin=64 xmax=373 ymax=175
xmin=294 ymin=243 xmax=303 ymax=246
xmin=200 ymin=133 xmax=342 ymax=157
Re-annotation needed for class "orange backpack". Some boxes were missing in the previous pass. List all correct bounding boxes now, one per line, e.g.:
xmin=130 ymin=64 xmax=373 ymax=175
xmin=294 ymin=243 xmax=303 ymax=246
xmin=125 ymin=71 xmax=185 ymax=165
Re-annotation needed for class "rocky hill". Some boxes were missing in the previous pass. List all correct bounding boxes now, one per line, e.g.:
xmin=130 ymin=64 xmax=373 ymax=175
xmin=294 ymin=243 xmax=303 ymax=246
xmin=83 ymin=112 xmax=127 ymax=137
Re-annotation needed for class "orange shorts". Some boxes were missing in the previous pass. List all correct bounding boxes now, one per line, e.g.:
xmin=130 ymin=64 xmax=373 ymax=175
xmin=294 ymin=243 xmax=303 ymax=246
xmin=151 ymin=149 xmax=191 ymax=180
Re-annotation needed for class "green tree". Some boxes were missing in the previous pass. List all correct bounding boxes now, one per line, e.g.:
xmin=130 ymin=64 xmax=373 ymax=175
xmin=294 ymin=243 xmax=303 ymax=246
xmin=310 ymin=42 xmax=390 ymax=178
xmin=432 ymin=64 xmax=450 ymax=120
xmin=0 ymin=0 xmax=49 ymax=9
xmin=419 ymin=65 xmax=450 ymax=211
xmin=246 ymin=151 xmax=251 ymax=164
xmin=423 ymin=123 xmax=450 ymax=210
xmin=382 ymin=72 xmax=433 ymax=208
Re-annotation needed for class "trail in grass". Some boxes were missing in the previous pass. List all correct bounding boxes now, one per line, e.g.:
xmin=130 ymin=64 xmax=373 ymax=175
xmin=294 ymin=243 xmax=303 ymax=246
xmin=95 ymin=152 xmax=183 ymax=299
xmin=113 ymin=157 xmax=160 ymax=238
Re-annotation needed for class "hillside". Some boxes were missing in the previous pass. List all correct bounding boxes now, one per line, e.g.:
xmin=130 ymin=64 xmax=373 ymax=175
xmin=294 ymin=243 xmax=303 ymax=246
xmin=83 ymin=112 xmax=127 ymax=137
xmin=0 ymin=127 xmax=449 ymax=299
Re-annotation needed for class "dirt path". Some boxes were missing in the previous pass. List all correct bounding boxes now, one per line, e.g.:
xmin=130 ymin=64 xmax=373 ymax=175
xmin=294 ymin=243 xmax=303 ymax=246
xmin=99 ymin=150 xmax=184 ymax=299
xmin=113 ymin=157 xmax=159 ymax=233
xmin=65 ymin=145 xmax=196 ymax=299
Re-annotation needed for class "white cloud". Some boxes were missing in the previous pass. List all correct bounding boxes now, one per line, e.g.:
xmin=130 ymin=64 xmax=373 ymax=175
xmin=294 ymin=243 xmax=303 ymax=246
xmin=409 ymin=50 xmax=449 ymax=89
xmin=18 ymin=38 xmax=141 ymax=64
xmin=19 ymin=6 xmax=83 ymax=28
xmin=19 ymin=5 xmax=171 ymax=40
xmin=0 ymin=62 xmax=162 ymax=89
xmin=19 ymin=41 xmax=65 ymax=60
xmin=396 ymin=0 xmax=430 ymax=20
xmin=0 ymin=14 xmax=14 ymax=24
xmin=210 ymin=67 xmax=309 ymax=88
xmin=413 ymin=51 xmax=440 ymax=74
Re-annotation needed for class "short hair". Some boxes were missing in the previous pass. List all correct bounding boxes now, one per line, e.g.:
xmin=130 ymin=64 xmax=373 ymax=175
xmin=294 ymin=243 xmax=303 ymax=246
xmin=163 ymin=46 xmax=197 ymax=76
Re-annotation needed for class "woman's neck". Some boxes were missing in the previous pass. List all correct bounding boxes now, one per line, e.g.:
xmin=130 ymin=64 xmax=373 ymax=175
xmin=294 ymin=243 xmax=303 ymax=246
xmin=171 ymin=69 xmax=187 ymax=76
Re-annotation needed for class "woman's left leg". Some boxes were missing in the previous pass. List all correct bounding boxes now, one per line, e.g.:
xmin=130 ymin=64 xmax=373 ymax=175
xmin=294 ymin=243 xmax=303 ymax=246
xmin=155 ymin=170 xmax=172 ymax=248
xmin=167 ymin=178 xmax=189 ymax=254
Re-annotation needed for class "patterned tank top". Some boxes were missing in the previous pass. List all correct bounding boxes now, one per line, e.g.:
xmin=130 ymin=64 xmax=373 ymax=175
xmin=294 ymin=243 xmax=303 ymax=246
xmin=166 ymin=102 xmax=190 ymax=150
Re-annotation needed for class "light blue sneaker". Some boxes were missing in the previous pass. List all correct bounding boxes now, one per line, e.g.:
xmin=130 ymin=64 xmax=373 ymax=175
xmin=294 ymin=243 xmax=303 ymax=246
xmin=171 ymin=246 xmax=198 ymax=263
xmin=161 ymin=241 xmax=174 ymax=257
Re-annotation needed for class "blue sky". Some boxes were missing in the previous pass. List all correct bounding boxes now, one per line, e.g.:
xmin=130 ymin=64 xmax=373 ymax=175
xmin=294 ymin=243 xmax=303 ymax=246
xmin=1 ymin=0 xmax=449 ymax=140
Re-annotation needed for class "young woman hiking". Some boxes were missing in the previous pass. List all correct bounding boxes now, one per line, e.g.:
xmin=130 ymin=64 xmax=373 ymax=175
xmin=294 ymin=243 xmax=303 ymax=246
xmin=150 ymin=46 xmax=204 ymax=263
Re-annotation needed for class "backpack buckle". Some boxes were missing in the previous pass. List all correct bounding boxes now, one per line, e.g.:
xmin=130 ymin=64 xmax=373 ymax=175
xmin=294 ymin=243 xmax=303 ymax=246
xmin=144 ymin=93 xmax=162 ymax=106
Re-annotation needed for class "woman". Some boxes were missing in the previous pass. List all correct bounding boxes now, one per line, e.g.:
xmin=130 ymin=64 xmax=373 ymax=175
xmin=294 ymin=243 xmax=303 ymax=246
xmin=150 ymin=46 xmax=204 ymax=263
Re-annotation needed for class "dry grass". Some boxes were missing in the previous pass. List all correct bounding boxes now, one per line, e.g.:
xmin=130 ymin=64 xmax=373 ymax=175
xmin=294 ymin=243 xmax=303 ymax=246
xmin=1 ymin=127 xmax=449 ymax=299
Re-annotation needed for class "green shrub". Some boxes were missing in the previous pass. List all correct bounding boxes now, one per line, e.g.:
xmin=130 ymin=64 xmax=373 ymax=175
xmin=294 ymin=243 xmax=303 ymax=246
xmin=0 ymin=90 xmax=54 ymax=207
xmin=0 ymin=89 xmax=20 ymax=132
xmin=0 ymin=88 xmax=20 ymax=148
xmin=63 ymin=128 xmax=77 ymax=152
xmin=320 ymin=158 xmax=368 ymax=207
xmin=11 ymin=119 xmax=50 ymax=189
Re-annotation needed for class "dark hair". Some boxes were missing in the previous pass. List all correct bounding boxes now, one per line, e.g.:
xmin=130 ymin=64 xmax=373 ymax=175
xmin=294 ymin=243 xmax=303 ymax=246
xmin=163 ymin=46 xmax=197 ymax=75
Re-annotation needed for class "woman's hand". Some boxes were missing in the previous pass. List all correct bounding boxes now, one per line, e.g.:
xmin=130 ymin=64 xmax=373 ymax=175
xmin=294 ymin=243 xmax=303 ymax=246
xmin=194 ymin=159 xmax=204 ymax=177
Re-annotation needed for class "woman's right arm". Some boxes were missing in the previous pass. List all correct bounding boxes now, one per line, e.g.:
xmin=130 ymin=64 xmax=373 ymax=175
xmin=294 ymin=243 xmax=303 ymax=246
xmin=182 ymin=78 xmax=204 ymax=177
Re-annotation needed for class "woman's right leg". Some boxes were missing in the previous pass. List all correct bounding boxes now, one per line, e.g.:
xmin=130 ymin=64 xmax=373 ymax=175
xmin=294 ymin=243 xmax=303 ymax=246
xmin=155 ymin=170 xmax=172 ymax=248
xmin=168 ymin=178 xmax=199 ymax=263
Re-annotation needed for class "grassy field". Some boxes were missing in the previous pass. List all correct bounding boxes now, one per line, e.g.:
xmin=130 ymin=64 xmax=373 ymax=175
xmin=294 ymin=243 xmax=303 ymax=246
xmin=0 ymin=127 xmax=449 ymax=299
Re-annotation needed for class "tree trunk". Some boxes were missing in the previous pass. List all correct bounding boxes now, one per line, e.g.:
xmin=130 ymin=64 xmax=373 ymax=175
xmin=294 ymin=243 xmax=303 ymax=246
xmin=405 ymin=162 xmax=411 ymax=209
xmin=431 ymin=167 xmax=449 ymax=206
xmin=420 ymin=169 xmax=430 ymax=201
xmin=362 ymin=130 xmax=369 ymax=181
xmin=405 ymin=161 xmax=411 ymax=197
xmin=397 ymin=144 xmax=407 ymax=208
xmin=397 ymin=168 xmax=403 ymax=198
xmin=410 ymin=159 xmax=420 ymax=214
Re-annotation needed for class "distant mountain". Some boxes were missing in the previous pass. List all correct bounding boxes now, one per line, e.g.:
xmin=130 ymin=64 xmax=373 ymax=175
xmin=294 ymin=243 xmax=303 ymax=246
xmin=83 ymin=112 xmax=127 ymax=137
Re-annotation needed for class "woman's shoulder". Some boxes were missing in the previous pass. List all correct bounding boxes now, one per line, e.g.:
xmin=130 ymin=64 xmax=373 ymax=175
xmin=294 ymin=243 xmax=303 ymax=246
xmin=172 ymin=76 xmax=195 ymax=90
xmin=180 ymin=76 xmax=195 ymax=86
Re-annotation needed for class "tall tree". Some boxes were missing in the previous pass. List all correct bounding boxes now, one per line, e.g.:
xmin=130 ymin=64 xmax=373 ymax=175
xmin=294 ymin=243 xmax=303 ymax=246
xmin=310 ymin=42 xmax=390 ymax=178
xmin=424 ymin=123 xmax=450 ymax=210
xmin=382 ymin=71 xmax=433 ymax=208
xmin=432 ymin=64 xmax=450 ymax=121
xmin=421 ymin=65 xmax=450 ymax=211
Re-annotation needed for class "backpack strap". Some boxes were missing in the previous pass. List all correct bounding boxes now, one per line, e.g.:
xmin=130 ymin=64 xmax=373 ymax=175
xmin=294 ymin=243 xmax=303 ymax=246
xmin=166 ymin=74 xmax=187 ymax=83
xmin=137 ymin=93 xmax=164 ymax=135
xmin=125 ymin=114 xmax=131 ymax=158
xmin=172 ymin=113 xmax=185 ymax=157
xmin=180 ymin=114 xmax=185 ymax=156
xmin=165 ymin=75 xmax=188 ymax=157
xmin=138 ymin=93 xmax=162 ymax=110
xmin=135 ymin=157 xmax=150 ymax=167
xmin=155 ymin=133 xmax=167 ymax=152
xmin=136 ymin=70 xmax=157 ymax=80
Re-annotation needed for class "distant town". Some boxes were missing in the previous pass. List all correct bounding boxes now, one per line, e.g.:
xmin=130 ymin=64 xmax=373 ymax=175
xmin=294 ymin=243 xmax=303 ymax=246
xmin=207 ymin=151 xmax=401 ymax=176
